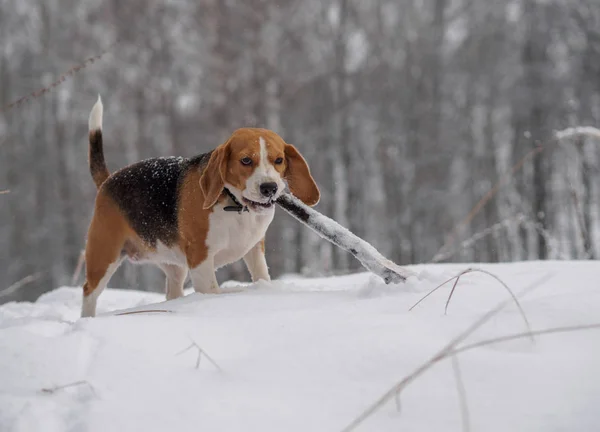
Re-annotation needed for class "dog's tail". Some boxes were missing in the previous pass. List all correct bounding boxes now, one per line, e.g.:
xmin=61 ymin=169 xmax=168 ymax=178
xmin=88 ymin=95 xmax=110 ymax=189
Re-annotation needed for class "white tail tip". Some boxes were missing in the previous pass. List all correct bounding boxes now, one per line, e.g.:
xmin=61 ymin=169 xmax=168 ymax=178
xmin=88 ymin=94 xmax=103 ymax=131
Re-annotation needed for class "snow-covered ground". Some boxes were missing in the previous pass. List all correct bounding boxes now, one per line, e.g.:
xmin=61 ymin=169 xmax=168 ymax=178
xmin=1 ymin=261 xmax=599 ymax=432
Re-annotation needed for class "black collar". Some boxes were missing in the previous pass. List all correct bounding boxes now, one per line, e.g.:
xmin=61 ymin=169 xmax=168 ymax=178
xmin=223 ymin=188 xmax=249 ymax=213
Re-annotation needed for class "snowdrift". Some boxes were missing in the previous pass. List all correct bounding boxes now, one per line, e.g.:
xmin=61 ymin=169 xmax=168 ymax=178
xmin=1 ymin=261 xmax=599 ymax=431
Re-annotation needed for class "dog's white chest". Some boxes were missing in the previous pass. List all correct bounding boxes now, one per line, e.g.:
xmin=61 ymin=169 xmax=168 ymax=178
xmin=207 ymin=205 xmax=274 ymax=268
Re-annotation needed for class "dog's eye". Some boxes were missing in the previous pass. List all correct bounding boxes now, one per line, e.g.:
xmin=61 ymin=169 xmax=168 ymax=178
xmin=274 ymin=157 xmax=283 ymax=165
xmin=240 ymin=157 xmax=252 ymax=166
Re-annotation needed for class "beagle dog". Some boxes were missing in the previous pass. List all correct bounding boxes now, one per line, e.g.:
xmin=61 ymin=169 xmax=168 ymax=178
xmin=81 ymin=96 xmax=320 ymax=317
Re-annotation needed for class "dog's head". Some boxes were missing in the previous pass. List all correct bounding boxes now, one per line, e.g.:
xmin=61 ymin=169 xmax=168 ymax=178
xmin=200 ymin=128 xmax=320 ymax=213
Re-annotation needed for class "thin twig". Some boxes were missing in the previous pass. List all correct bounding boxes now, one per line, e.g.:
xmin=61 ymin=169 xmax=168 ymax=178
xmin=432 ymin=214 xmax=526 ymax=263
xmin=0 ymin=39 xmax=118 ymax=114
xmin=408 ymin=274 xmax=462 ymax=312
xmin=432 ymin=146 xmax=543 ymax=262
xmin=176 ymin=338 xmax=223 ymax=373
xmin=0 ymin=189 xmax=9 ymax=195
xmin=453 ymin=269 xmax=531 ymax=335
xmin=409 ymin=268 xmax=531 ymax=338
xmin=341 ymin=273 xmax=551 ymax=432
xmin=394 ymin=393 xmax=401 ymax=412
xmin=451 ymin=355 xmax=471 ymax=432
xmin=344 ymin=321 xmax=600 ymax=432
xmin=114 ymin=309 xmax=173 ymax=316
xmin=71 ymin=250 xmax=86 ymax=286
xmin=0 ymin=272 xmax=44 ymax=299
xmin=41 ymin=380 xmax=97 ymax=397
xmin=444 ymin=276 xmax=462 ymax=315
xmin=520 ymin=217 xmax=569 ymax=260
xmin=452 ymin=323 xmax=600 ymax=356
xmin=437 ymin=128 xmax=600 ymax=263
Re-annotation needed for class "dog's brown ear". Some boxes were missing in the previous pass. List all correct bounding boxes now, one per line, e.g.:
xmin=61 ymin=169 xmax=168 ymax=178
xmin=200 ymin=140 xmax=230 ymax=209
xmin=284 ymin=144 xmax=320 ymax=206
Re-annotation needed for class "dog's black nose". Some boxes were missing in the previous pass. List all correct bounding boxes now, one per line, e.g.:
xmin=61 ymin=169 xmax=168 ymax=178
xmin=260 ymin=182 xmax=278 ymax=198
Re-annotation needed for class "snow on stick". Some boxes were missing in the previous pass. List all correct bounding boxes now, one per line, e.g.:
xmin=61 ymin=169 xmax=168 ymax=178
xmin=554 ymin=126 xmax=600 ymax=141
xmin=276 ymin=193 xmax=413 ymax=284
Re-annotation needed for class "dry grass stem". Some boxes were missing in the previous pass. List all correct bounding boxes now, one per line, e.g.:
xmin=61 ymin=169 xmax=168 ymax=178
xmin=452 ymin=322 xmax=600 ymax=356
xmin=433 ymin=128 xmax=598 ymax=263
xmin=444 ymin=276 xmax=462 ymax=315
xmin=409 ymin=268 xmax=531 ymax=337
xmin=432 ymin=146 xmax=543 ymax=262
xmin=71 ymin=250 xmax=86 ymax=286
xmin=432 ymin=214 xmax=526 ymax=263
xmin=114 ymin=309 xmax=174 ymax=316
xmin=341 ymin=273 xmax=551 ymax=432
xmin=0 ymin=189 xmax=9 ymax=195
xmin=408 ymin=274 xmax=462 ymax=312
xmin=176 ymin=338 xmax=223 ymax=373
xmin=451 ymin=355 xmax=471 ymax=432
xmin=0 ymin=272 xmax=43 ymax=299
xmin=41 ymin=380 xmax=97 ymax=397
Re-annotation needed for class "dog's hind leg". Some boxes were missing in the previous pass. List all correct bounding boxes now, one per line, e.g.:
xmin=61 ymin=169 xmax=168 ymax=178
xmin=159 ymin=263 xmax=187 ymax=300
xmin=82 ymin=256 xmax=123 ymax=317
xmin=81 ymin=194 xmax=128 ymax=317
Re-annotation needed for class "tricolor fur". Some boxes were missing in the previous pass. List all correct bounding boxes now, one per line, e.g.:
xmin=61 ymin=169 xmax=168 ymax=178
xmin=81 ymin=96 xmax=320 ymax=317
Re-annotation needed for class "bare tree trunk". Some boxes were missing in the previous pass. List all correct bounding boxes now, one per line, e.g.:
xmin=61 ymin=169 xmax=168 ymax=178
xmin=576 ymin=23 xmax=599 ymax=259
xmin=330 ymin=0 xmax=351 ymax=271
xmin=580 ymin=140 xmax=596 ymax=259
xmin=522 ymin=0 xmax=550 ymax=259
xmin=483 ymin=81 xmax=499 ymax=262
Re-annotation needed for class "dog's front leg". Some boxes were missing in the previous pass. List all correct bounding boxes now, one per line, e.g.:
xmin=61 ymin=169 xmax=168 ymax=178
xmin=243 ymin=239 xmax=270 ymax=282
xmin=189 ymin=257 xmax=220 ymax=294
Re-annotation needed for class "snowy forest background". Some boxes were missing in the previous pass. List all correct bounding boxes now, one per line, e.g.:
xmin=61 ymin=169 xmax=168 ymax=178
xmin=1 ymin=0 xmax=600 ymax=303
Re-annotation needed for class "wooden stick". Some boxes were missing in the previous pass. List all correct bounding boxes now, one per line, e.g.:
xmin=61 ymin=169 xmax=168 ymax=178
xmin=276 ymin=193 xmax=413 ymax=284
